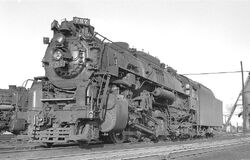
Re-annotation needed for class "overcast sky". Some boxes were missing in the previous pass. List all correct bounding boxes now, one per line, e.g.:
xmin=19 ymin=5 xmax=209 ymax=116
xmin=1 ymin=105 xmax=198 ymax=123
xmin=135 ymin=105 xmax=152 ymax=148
xmin=1 ymin=0 xmax=250 ymax=125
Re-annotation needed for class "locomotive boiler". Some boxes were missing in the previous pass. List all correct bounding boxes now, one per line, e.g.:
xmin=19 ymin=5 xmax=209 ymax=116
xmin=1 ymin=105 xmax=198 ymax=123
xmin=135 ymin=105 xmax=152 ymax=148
xmin=29 ymin=17 xmax=222 ymax=145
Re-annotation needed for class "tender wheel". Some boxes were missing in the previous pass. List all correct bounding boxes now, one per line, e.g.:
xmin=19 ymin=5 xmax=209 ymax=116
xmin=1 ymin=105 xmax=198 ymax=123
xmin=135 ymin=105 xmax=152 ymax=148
xmin=45 ymin=142 xmax=53 ymax=148
xmin=78 ymin=140 xmax=89 ymax=148
xmin=109 ymin=131 xmax=126 ymax=144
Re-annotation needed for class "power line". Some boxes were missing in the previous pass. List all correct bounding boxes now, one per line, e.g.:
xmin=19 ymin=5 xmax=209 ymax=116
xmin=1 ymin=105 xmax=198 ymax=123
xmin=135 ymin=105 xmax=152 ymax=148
xmin=182 ymin=71 xmax=250 ymax=76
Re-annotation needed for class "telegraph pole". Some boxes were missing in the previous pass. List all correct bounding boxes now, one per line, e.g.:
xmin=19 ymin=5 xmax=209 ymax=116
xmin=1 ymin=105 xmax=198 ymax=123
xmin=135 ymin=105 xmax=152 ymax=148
xmin=241 ymin=61 xmax=247 ymax=133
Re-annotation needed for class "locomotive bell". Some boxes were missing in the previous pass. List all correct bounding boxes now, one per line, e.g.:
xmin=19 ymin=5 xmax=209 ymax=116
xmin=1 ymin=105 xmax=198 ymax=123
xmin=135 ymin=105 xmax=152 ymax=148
xmin=60 ymin=21 xmax=70 ymax=32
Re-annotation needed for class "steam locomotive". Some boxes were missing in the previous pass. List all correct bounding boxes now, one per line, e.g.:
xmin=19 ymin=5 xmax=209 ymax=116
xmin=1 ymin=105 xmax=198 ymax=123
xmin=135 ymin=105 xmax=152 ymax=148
xmin=28 ymin=17 xmax=222 ymax=146
xmin=0 ymin=85 xmax=29 ymax=134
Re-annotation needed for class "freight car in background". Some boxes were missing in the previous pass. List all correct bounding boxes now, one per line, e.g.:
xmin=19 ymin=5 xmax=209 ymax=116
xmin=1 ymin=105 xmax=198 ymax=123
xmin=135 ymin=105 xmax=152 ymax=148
xmin=28 ymin=17 xmax=223 ymax=146
xmin=0 ymin=85 xmax=29 ymax=134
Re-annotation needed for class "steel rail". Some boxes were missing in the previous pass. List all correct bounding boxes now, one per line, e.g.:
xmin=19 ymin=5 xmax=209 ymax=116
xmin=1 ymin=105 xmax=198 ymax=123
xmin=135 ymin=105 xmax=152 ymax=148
xmin=0 ymin=144 xmax=79 ymax=154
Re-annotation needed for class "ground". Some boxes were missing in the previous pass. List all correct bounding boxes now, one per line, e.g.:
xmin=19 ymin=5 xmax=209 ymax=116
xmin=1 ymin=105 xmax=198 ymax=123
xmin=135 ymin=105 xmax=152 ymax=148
xmin=181 ymin=142 xmax=250 ymax=160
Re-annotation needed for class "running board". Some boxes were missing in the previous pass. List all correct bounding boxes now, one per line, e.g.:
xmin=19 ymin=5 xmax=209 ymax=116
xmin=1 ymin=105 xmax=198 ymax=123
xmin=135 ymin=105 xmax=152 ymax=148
xmin=41 ymin=97 xmax=75 ymax=102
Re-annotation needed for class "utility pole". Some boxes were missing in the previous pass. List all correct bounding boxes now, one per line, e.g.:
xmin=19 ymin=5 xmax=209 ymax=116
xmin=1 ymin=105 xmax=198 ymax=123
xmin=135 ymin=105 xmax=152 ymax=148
xmin=224 ymin=115 xmax=227 ymax=124
xmin=225 ymin=92 xmax=241 ymax=127
xmin=241 ymin=61 xmax=247 ymax=133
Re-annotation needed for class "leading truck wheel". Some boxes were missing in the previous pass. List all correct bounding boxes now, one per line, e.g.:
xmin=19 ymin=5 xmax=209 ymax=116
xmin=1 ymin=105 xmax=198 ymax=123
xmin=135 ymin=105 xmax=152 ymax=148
xmin=109 ymin=131 xmax=126 ymax=144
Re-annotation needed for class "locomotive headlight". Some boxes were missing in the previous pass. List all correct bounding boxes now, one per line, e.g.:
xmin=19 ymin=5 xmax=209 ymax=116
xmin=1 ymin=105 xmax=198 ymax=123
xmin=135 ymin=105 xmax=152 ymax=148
xmin=55 ymin=34 xmax=65 ymax=45
xmin=53 ymin=50 xmax=63 ymax=60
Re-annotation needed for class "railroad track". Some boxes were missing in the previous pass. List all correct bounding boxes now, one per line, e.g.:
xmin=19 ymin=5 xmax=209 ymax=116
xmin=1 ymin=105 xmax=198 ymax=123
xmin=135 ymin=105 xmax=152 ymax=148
xmin=0 ymin=135 xmax=231 ymax=154
xmin=0 ymin=134 xmax=15 ymax=142
xmin=0 ymin=132 xmax=244 ymax=151
xmin=0 ymin=141 xmax=83 ymax=156
xmin=2 ymin=136 xmax=250 ymax=160
xmin=167 ymin=138 xmax=250 ymax=159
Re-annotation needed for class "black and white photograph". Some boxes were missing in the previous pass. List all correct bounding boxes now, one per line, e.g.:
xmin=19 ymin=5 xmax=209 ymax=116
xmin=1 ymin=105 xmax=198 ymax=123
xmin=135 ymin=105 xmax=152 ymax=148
xmin=1 ymin=0 xmax=250 ymax=159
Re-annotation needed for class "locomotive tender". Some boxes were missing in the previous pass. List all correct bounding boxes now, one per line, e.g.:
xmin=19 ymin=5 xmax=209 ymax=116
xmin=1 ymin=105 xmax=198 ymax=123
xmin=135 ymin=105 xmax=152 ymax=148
xmin=0 ymin=85 xmax=29 ymax=133
xmin=29 ymin=17 xmax=222 ymax=145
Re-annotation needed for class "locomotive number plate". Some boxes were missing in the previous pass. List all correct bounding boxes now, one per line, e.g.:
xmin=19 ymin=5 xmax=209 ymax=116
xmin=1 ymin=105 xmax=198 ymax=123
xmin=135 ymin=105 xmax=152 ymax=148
xmin=73 ymin=17 xmax=90 ymax=25
xmin=50 ymin=60 xmax=65 ymax=68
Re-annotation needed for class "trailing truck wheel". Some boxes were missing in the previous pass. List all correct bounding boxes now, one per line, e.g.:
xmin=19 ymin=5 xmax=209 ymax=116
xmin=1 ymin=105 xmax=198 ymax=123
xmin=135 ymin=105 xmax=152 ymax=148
xmin=109 ymin=131 xmax=126 ymax=144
